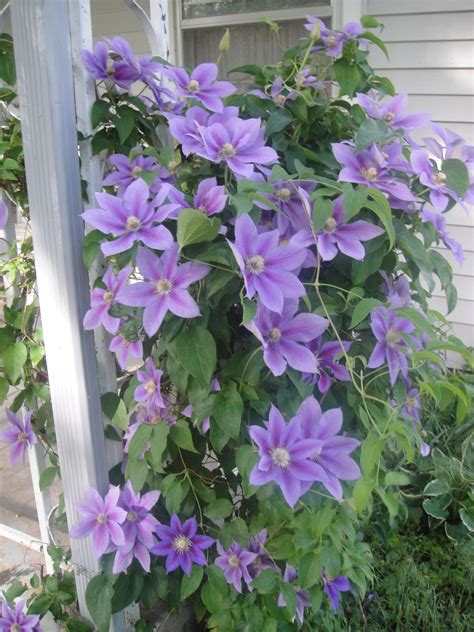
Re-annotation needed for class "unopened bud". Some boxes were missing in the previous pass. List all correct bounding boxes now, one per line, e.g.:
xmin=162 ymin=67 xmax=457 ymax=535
xmin=219 ymin=28 xmax=230 ymax=54
xmin=309 ymin=21 xmax=321 ymax=41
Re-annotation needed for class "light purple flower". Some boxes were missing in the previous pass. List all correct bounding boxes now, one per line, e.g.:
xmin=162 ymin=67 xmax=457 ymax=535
xmin=193 ymin=177 xmax=227 ymax=216
xmin=83 ymin=266 xmax=131 ymax=335
xmin=113 ymin=481 xmax=160 ymax=574
xmin=109 ymin=335 xmax=143 ymax=370
xmin=103 ymin=153 xmax=160 ymax=195
xmin=421 ymin=208 xmax=464 ymax=265
xmin=297 ymin=396 xmax=361 ymax=500
xmin=81 ymin=41 xmax=139 ymax=87
xmin=0 ymin=410 xmax=37 ymax=465
xmin=317 ymin=195 xmax=384 ymax=261
xmin=248 ymin=405 xmax=330 ymax=507
xmin=228 ymin=213 xmax=307 ymax=314
xmin=119 ymin=244 xmax=209 ymax=336
xmin=82 ymin=178 xmax=173 ymax=256
xmin=165 ymin=62 xmax=235 ymax=112
xmin=367 ymin=306 xmax=415 ymax=385
xmin=295 ymin=68 xmax=326 ymax=90
xmin=0 ymin=600 xmax=40 ymax=632
xmin=251 ymin=77 xmax=297 ymax=108
xmin=215 ymin=541 xmax=257 ymax=593
xmin=168 ymin=106 xmax=239 ymax=155
xmin=151 ymin=514 xmax=214 ymax=575
xmin=247 ymin=529 xmax=278 ymax=579
xmin=332 ymin=141 xmax=415 ymax=202
xmin=255 ymin=180 xmax=315 ymax=234
xmin=198 ymin=118 xmax=278 ymax=177
xmin=134 ymin=358 xmax=165 ymax=409
xmin=70 ymin=486 xmax=126 ymax=558
xmin=380 ymin=271 xmax=411 ymax=308
xmin=304 ymin=338 xmax=352 ymax=393
xmin=246 ymin=299 xmax=328 ymax=376
xmin=323 ymin=571 xmax=351 ymax=611
xmin=401 ymin=388 xmax=421 ymax=424
xmin=357 ymin=92 xmax=430 ymax=132
xmin=0 ymin=200 xmax=8 ymax=230
xmin=277 ymin=564 xmax=311 ymax=625
xmin=411 ymin=149 xmax=459 ymax=212
xmin=420 ymin=442 xmax=431 ymax=457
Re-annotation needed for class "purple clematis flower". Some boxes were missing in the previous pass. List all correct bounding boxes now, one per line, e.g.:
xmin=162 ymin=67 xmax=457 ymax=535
xmin=421 ymin=208 xmax=464 ymax=265
xmin=193 ymin=177 xmax=227 ymax=216
xmin=317 ymin=195 xmax=384 ymax=261
xmin=228 ymin=213 xmax=307 ymax=314
xmin=255 ymin=179 xmax=315 ymax=234
xmin=380 ymin=271 xmax=411 ymax=308
xmin=103 ymin=153 xmax=160 ymax=195
xmin=411 ymin=149 xmax=459 ymax=212
xmin=250 ymin=77 xmax=297 ymax=108
xmin=304 ymin=338 xmax=352 ymax=393
xmin=277 ymin=564 xmax=311 ymax=625
xmin=357 ymin=92 xmax=430 ymax=132
xmin=0 ymin=600 xmax=40 ymax=632
xmin=109 ymin=335 xmax=143 ymax=370
xmin=81 ymin=41 xmax=138 ymax=87
xmin=246 ymin=299 xmax=328 ymax=376
xmin=0 ymin=410 xmax=36 ymax=465
xmin=401 ymin=387 xmax=421 ymax=424
xmin=0 ymin=200 xmax=7 ymax=230
xmin=332 ymin=142 xmax=415 ymax=203
xmin=215 ymin=541 xmax=257 ymax=593
xmin=247 ymin=529 xmax=278 ymax=579
xmin=164 ymin=62 xmax=236 ymax=112
xmin=83 ymin=266 xmax=131 ymax=335
xmin=151 ymin=514 xmax=214 ymax=575
xmin=134 ymin=358 xmax=165 ymax=409
xmin=113 ymin=481 xmax=160 ymax=574
xmin=198 ymin=117 xmax=278 ymax=177
xmin=368 ymin=306 xmax=415 ymax=385
xmin=70 ymin=486 xmax=126 ymax=558
xmin=248 ymin=405 xmax=330 ymax=507
xmin=297 ymin=396 xmax=361 ymax=500
xmin=119 ymin=244 xmax=209 ymax=336
xmin=323 ymin=571 xmax=351 ymax=611
xmin=82 ymin=178 xmax=173 ymax=256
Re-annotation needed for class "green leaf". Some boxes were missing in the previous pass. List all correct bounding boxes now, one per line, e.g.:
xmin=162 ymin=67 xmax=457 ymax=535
xmin=333 ymin=58 xmax=361 ymax=96
xmin=29 ymin=346 xmax=45 ymax=366
xmin=342 ymin=184 xmax=368 ymax=221
xmin=359 ymin=31 xmax=388 ymax=58
xmin=350 ymin=298 xmax=381 ymax=328
xmin=149 ymin=423 xmax=169 ymax=470
xmin=4 ymin=580 xmax=27 ymax=602
xmin=85 ymin=575 xmax=113 ymax=632
xmin=212 ymin=382 xmax=244 ymax=441
xmin=111 ymin=573 xmax=143 ymax=613
xmin=312 ymin=197 xmax=333 ymax=231
xmin=181 ymin=565 xmax=204 ymax=600
xmin=39 ymin=466 xmax=57 ymax=491
xmin=280 ymin=582 xmax=297 ymax=619
xmin=442 ymin=158 xmax=469 ymax=197
xmin=251 ymin=569 xmax=279 ymax=594
xmin=360 ymin=15 xmax=380 ymax=28
xmin=241 ymin=298 xmax=257 ymax=324
xmin=385 ymin=471 xmax=411 ymax=486
xmin=355 ymin=119 xmax=390 ymax=152
xmin=127 ymin=423 xmax=152 ymax=460
xmin=125 ymin=458 xmax=148 ymax=491
xmin=423 ymin=479 xmax=450 ymax=496
xmin=360 ymin=432 xmax=384 ymax=476
xmin=4 ymin=342 xmax=27 ymax=383
xmin=353 ymin=476 xmax=374 ymax=513
xmin=175 ymin=326 xmax=217 ymax=388
xmin=82 ymin=230 xmax=103 ymax=269
xmin=396 ymin=307 xmax=435 ymax=338
xmin=422 ymin=497 xmax=449 ymax=520
xmin=366 ymin=188 xmax=395 ymax=249
xmin=169 ymin=419 xmax=198 ymax=453
xmin=91 ymin=99 xmax=110 ymax=128
xmin=101 ymin=393 xmax=128 ymax=431
xmin=205 ymin=498 xmax=233 ymax=520
xmin=394 ymin=218 xmax=433 ymax=272
xmin=0 ymin=377 xmax=9 ymax=404
xmin=111 ymin=106 xmax=135 ymax=144
xmin=298 ymin=552 xmax=322 ymax=589
xmin=460 ymin=508 xmax=474 ymax=532
xmin=265 ymin=109 xmax=293 ymax=137
xmin=177 ymin=208 xmax=221 ymax=248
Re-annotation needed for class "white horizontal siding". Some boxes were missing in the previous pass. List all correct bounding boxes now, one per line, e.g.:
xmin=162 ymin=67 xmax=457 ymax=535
xmin=377 ymin=11 xmax=474 ymax=42
xmin=406 ymin=96 xmax=474 ymax=124
xmin=367 ymin=0 xmax=474 ymax=15
xmin=371 ymin=41 xmax=474 ymax=70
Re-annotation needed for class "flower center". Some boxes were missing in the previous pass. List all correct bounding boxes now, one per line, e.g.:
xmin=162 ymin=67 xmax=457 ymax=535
xmin=360 ymin=167 xmax=378 ymax=181
xmin=145 ymin=379 xmax=156 ymax=395
xmin=384 ymin=112 xmax=395 ymax=123
xmin=197 ymin=205 xmax=207 ymax=214
xmin=151 ymin=415 xmax=164 ymax=424
xmin=106 ymin=57 xmax=115 ymax=76
xmin=275 ymin=187 xmax=292 ymax=201
xmin=126 ymin=511 xmax=138 ymax=522
xmin=228 ymin=554 xmax=240 ymax=568
xmin=96 ymin=513 xmax=107 ymax=524
xmin=155 ymin=278 xmax=173 ymax=295
xmin=270 ymin=447 xmax=291 ymax=468
xmin=10 ymin=625 xmax=21 ymax=632
xmin=432 ymin=171 xmax=446 ymax=185
xmin=103 ymin=290 xmax=115 ymax=304
xmin=268 ymin=327 xmax=282 ymax=343
xmin=245 ymin=254 xmax=265 ymax=275
xmin=274 ymin=94 xmax=286 ymax=106
xmin=131 ymin=165 xmax=143 ymax=179
xmin=406 ymin=396 xmax=417 ymax=412
xmin=219 ymin=143 xmax=236 ymax=159
xmin=173 ymin=534 xmax=192 ymax=554
xmin=18 ymin=432 xmax=28 ymax=443
xmin=126 ymin=215 xmax=141 ymax=231
xmin=187 ymin=79 xmax=200 ymax=93
xmin=327 ymin=35 xmax=338 ymax=46
xmin=385 ymin=328 xmax=402 ymax=348
xmin=324 ymin=217 xmax=338 ymax=233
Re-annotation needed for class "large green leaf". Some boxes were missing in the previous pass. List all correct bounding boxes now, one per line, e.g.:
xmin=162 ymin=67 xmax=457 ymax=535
xmin=177 ymin=208 xmax=221 ymax=248
xmin=175 ymin=325 xmax=217 ymax=388
xmin=366 ymin=188 xmax=395 ymax=249
xmin=355 ymin=119 xmax=390 ymax=152
xmin=4 ymin=342 xmax=27 ymax=383
xmin=212 ymin=381 xmax=243 ymax=441
xmin=101 ymin=393 xmax=128 ymax=431
xmin=85 ymin=575 xmax=113 ymax=632
xmin=350 ymin=298 xmax=381 ymax=328
xmin=442 ymin=158 xmax=469 ymax=197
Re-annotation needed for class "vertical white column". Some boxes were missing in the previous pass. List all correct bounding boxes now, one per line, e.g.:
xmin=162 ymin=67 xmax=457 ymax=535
xmin=10 ymin=1 xmax=125 ymax=626
xmin=332 ymin=0 xmax=366 ymax=29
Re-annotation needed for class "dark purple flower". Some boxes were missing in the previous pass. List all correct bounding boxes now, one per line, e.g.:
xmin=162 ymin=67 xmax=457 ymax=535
xmin=380 ymin=271 xmax=411 ymax=308
xmin=277 ymin=564 xmax=311 ymax=625
xmin=0 ymin=200 xmax=7 ymax=230
xmin=297 ymin=396 xmax=361 ymax=500
xmin=119 ymin=244 xmax=209 ymax=336
xmin=83 ymin=266 xmax=131 ymax=335
xmin=113 ymin=481 xmax=160 ymax=574
xmin=332 ymin=142 xmax=415 ymax=203
xmin=81 ymin=41 xmax=136 ymax=86
xmin=215 ymin=541 xmax=257 ymax=593
xmin=0 ymin=410 xmax=36 ymax=465
xmin=317 ymin=195 xmax=384 ymax=261
xmin=323 ymin=571 xmax=351 ymax=611
xmin=151 ymin=514 xmax=214 ymax=575
xmin=0 ymin=600 xmax=40 ymax=632
xmin=134 ymin=358 xmax=165 ymax=409
xmin=198 ymin=118 xmax=278 ymax=177
xmin=421 ymin=208 xmax=464 ymax=265
xmin=70 ymin=486 xmax=126 ymax=558
xmin=247 ymin=529 xmax=277 ymax=579
xmin=165 ymin=62 xmax=235 ymax=112
xmin=109 ymin=335 xmax=143 ymax=370
xmin=193 ymin=177 xmax=227 ymax=216
xmin=368 ymin=306 xmax=415 ymax=385
xmin=304 ymin=338 xmax=351 ymax=393
xmin=103 ymin=153 xmax=160 ymax=195
xmin=228 ymin=213 xmax=307 ymax=314
xmin=82 ymin=179 xmax=173 ymax=256
xmin=248 ymin=405 xmax=330 ymax=507
xmin=411 ymin=149 xmax=459 ymax=212
xmin=246 ymin=299 xmax=328 ymax=376
xmin=357 ymin=92 xmax=430 ymax=132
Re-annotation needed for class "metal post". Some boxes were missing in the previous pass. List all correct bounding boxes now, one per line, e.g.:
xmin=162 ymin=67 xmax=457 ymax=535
xmin=10 ymin=1 xmax=125 ymax=626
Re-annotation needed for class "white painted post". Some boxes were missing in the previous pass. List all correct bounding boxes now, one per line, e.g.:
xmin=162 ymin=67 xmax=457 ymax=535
xmin=332 ymin=0 xmax=366 ymax=29
xmin=9 ymin=1 xmax=125 ymax=627
xmin=28 ymin=443 xmax=54 ymax=574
